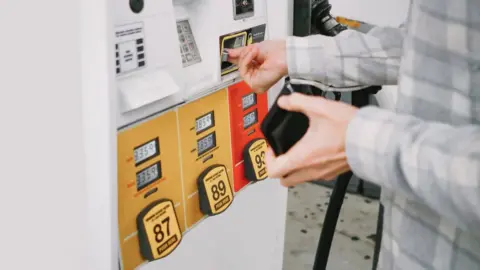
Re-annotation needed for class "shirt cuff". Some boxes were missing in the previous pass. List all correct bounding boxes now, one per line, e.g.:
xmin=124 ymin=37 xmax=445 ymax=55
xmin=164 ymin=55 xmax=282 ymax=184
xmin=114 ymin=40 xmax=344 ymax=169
xmin=345 ymin=106 xmax=398 ymax=186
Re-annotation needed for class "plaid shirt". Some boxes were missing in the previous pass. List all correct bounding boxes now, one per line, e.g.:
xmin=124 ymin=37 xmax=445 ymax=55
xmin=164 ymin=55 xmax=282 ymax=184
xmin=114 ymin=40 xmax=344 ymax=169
xmin=287 ymin=0 xmax=480 ymax=269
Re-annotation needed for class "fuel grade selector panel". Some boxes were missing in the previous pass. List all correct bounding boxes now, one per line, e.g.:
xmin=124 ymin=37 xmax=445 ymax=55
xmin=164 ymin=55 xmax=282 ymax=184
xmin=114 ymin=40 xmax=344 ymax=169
xmin=177 ymin=88 xmax=235 ymax=229
xmin=243 ymin=138 xmax=268 ymax=182
xmin=137 ymin=199 xmax=183 ymax=261
xmin=198 ymin=164 xmax=234 ymax=215
xmin=117 ymin=110 xmax=186 ymax=270
xmin=228 ymin=81 xmax=268 ymax=191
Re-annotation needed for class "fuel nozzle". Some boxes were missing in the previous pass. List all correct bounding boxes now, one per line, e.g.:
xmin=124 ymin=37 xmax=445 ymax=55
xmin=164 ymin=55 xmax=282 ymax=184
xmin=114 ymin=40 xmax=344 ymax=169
xmin=311 ymin=0 xmax=347 ymax=36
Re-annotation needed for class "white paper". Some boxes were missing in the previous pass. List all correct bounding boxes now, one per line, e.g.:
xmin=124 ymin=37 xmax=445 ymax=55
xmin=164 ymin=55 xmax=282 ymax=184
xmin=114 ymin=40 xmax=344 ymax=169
xmin=118 ymin=69 xmax=180 ymax=113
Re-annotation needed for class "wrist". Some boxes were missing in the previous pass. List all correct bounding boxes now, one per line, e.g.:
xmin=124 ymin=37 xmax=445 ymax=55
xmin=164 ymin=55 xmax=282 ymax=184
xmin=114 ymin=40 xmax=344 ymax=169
xmin=285 ymin=36 xmax=310 ymax=78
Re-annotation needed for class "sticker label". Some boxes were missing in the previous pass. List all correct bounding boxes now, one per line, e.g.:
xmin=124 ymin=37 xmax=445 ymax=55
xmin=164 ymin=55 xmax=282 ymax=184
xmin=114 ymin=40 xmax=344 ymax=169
xmin=115 ymin=22 xmax=146 ymax=75
xmin=177 ymin=20 xmax=202 ymax=68
xmin=143 ymin=200 xmax=182 ymax=260
xmin=248 ymin=139 xmax=268 ymax=181
xmin=203 ymin=166 xmax=233 ymax=214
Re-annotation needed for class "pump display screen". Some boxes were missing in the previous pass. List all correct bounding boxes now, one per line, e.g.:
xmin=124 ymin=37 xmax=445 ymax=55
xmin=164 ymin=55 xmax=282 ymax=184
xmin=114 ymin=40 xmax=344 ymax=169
xmin=196 ymin=111 xmax=214 ymax=134
xmin=243 ymin=109 xmax=258 ymax=129
xmin=235 ymin=0 xmax=254 ymax=17
xmin=242 ymin=93 xmax=257 ymax=110
xmin=197 ymin=132 xmax=217 ymax=156
xmin=136 ymin=162 xmax=162 ymax=191
xmin=134 ymin=138 xmax=160 ymax=166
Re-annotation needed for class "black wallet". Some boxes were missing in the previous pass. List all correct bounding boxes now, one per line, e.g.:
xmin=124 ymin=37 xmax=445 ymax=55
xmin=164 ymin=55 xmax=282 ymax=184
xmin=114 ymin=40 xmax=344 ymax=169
xmin=260 ymin=78 xmax=313 ymax=156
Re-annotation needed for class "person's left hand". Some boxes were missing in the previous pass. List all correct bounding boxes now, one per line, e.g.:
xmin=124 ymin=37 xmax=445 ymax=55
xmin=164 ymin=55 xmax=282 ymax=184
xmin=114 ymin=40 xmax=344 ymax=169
xmin=265 ymin=92 xmax=359 ymax=187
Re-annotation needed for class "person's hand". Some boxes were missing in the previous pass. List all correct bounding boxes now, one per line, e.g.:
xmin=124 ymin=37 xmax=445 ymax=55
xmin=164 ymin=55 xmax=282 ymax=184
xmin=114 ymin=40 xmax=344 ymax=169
xmin=227 ymin=40 xmax=287 ymax=93
xmin=265 ymin=93 xmax=359 ymax=187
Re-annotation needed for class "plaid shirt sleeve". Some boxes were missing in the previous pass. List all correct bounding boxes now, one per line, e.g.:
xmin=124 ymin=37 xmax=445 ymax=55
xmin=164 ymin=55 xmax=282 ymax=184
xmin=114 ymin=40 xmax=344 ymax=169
xmin=286 ymin=26 xmax=405 ymax=87
xmin=345 ymin=107 xmax=480 ymax=230
xmin=286 ymin=24 xmax=480 ymax=231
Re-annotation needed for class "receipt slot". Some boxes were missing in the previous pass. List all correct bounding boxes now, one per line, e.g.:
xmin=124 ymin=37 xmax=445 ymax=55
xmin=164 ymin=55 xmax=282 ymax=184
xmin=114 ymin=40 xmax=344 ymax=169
xmin=177 ymin=89 xmax=234 ymax=228
xmin=117 ymin=111 xmax=185 ymax=270
xmin=228 ymin=81 xmax=269 ymax=192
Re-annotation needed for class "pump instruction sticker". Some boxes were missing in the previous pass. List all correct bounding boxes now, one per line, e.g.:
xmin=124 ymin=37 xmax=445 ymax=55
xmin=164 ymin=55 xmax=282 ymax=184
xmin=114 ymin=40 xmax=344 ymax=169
xmin=115 ymin=22 xmax=146 ymax=75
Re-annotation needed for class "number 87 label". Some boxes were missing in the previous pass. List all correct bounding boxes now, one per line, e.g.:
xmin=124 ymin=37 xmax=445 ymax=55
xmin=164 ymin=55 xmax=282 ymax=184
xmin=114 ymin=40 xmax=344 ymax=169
xmin=198 ymin=165 xmax=234 ymax=216
xmin=137 ymin=199 xmax=182 ymax=261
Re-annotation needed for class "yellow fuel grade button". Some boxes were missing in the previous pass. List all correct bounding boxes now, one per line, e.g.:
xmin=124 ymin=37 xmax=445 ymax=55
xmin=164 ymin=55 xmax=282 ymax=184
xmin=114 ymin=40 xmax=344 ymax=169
xmin=137 ymin=199 xmax=182 ymax=261
xmin=243 ymin=138 xmax=268 ymax=182
xmin=197 ymin=164 xmax=234 ymax=216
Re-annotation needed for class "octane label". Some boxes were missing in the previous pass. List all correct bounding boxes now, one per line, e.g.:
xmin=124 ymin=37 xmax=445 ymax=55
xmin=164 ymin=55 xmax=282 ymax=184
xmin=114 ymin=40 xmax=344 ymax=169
xmin=142 ymin=200 xmax=182 ymax=260
xmin=248 ymin=139 xmax=268 ymax=181
xmin=203 ymin=166 xmax=233 ymax=214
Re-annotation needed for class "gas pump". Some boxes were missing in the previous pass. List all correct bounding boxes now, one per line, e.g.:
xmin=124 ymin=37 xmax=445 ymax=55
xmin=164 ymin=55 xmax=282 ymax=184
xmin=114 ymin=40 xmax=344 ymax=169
xmin=115 ymin=0 xmax=290 ymax=269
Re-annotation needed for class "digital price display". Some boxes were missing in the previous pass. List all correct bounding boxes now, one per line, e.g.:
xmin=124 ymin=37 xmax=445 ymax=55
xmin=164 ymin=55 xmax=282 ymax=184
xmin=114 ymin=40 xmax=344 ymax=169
xmin=242 ymin=93 xmax=257 ymax=110
xmin=197 ymin=132 xmax=217 ymax=156
xmin=197 ymin=164 xmax=234 ymax=216
xmin=134 ymin=137 xmax=160 ymax=166
xmin=243 ymin=109 xmax=258 ymax=129
xmin=137 ymin=199 xmax=183 ymax=261
xmin=195 ymin=111 xmax=214 ymax=134
xmin=136 ymin=162 xmax=162 ymax=191
xmin=243 ymin=138 xmax=268 ymax=182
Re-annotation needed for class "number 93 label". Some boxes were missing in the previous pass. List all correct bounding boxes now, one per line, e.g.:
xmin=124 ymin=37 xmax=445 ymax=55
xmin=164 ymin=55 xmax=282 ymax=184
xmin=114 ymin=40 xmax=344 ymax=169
xmin=137 ymin=199 xmax=182 ymax=261
xmin=243 ymin=138 xmax=268 ymax=182
xmin=197 ymin=164 xmax=234 ymax=216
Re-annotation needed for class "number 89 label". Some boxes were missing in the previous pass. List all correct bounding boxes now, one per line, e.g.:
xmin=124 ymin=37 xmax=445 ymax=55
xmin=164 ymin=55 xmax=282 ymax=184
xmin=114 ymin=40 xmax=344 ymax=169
xmin=137 ymin=199 xmax=182 ymax=261
xmin=198 ymin=165 xmax=234 ymax=216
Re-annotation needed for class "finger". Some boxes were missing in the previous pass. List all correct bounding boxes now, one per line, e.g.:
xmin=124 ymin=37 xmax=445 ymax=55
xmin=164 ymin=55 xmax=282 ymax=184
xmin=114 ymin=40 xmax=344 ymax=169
xmin=226 ymin=47 xmax=245 ymax=64
xmin=227 ymin=46 xmax=254 ymax=65
xmin=265 ymin=146 xmax=276 ymax=166
xmin=276 ymin=93 xmax=324 ymax=117
xmin=238 ymin=46 xmax=258 ymax=79
xmin=266 ymin=135 xmax=314 ymax=179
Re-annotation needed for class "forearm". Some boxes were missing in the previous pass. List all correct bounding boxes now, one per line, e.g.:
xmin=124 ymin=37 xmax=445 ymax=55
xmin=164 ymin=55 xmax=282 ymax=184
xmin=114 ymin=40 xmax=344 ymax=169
xmin=346 ymin=106 xmax=480 ymax=230
xmin=286 ymin=26 xmax=404 ymax=87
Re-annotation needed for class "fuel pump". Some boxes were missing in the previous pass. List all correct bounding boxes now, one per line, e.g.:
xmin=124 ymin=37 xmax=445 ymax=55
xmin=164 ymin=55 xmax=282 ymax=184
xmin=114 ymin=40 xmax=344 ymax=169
xmin=261 ymin=0 xmax=383 ymax=269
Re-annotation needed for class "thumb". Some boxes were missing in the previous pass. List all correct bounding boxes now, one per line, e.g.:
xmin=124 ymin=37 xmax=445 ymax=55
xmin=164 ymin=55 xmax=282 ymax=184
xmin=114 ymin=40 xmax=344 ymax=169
xmin=277 ymin=93 xmax=328 ymax=116
xmin=227 ymin=47 xmax=244 ymax=64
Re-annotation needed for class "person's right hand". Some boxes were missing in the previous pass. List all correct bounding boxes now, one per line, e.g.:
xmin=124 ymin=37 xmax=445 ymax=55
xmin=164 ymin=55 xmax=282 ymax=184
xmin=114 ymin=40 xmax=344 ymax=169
xmin=227 ymin=40 xmax=288 ymax=93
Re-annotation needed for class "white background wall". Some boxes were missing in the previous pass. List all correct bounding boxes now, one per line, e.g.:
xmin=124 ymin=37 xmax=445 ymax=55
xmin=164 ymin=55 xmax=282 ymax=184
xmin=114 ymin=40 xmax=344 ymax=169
xmin=1 ymin=0 xmax=116 ymax=269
